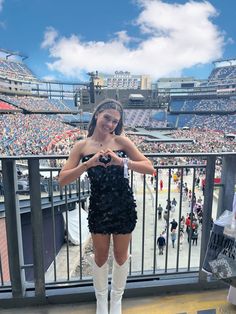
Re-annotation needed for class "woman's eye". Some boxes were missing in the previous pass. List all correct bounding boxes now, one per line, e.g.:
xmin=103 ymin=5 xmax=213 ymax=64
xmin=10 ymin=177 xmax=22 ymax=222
xmin=104 ymin=116 xmax=117 ymax=124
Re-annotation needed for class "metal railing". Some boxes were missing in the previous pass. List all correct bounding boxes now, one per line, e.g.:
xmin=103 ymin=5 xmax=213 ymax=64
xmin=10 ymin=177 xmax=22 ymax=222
xmin=0 ymin=152 xmax=235 ymax=306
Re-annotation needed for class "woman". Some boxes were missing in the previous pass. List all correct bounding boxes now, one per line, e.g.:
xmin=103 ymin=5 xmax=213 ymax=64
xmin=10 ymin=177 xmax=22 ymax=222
xmin=58 ymin=98 xmax=154 ymax=314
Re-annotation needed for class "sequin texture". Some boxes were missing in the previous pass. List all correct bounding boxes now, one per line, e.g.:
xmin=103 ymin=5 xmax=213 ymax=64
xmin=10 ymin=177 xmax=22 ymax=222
xmin=82 ymin=150 xmax=137 ymax=234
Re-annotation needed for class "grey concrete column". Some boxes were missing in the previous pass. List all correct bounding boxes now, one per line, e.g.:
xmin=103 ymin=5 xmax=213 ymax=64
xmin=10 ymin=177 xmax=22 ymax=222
xmin=28 ymin=159 xmax=45 ymax=298
xmin=2 ymin=159 xmax=25 ymax=297
xmin=217 ymin=155 xmax=236 ymax=216
xmin=199 ymin=155 xmax=216 ymax=281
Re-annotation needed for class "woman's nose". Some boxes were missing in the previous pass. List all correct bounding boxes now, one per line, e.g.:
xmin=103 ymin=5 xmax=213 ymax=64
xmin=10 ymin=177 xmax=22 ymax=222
xmin=106 ymin=120 xmax=113 ymax=128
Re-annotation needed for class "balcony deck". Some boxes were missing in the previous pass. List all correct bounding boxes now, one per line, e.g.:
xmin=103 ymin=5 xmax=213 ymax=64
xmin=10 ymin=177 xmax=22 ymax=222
xmin=0 ymin=288 xmax=235 ymax=313
xmin=0 ymin=153 xmax=236 ymax=311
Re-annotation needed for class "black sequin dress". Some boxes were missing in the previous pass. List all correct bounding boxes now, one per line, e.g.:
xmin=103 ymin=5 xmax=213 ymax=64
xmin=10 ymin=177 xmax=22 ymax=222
xmin=82 ymin=150 xmax=137 ymax=234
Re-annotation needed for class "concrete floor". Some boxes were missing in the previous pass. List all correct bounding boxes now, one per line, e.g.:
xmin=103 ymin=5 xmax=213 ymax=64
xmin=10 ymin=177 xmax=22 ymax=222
xmin=0 ymin=289 xmax=235 ymax=314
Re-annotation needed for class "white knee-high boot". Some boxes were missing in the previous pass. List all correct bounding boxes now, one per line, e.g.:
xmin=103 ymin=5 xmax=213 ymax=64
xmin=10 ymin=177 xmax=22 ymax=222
xmin=92 ymin=258 xmax=109 ymax=314
xmin=110 ymin=257 xmax=130 ymax=314
xmin=227 ymin=286 xmax=236 ymax=305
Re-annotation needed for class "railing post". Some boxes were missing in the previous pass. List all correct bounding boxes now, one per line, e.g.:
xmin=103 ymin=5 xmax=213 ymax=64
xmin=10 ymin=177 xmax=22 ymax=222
xmin=199 ymin=155 xmax=216 ymax=282
xmin=217 ymin=154 xmax=236 ymax=216
xmin=2 ymin=159 xmax=25 ymax=297
xmin=28 ymin=159 xmax=45 ymax=298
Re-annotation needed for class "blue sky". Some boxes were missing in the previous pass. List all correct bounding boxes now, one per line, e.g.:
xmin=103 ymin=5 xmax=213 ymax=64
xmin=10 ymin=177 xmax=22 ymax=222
xmin=0 ymin=0 xmax=236 ymax=83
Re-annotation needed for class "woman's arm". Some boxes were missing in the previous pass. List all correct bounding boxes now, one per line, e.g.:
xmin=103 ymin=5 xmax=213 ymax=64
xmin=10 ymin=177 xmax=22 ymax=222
xmin=118 ymin=136 xmax=155 ymax=175
xmin=58 ymin=141 xmax=87 ymax=187
xmin=58 ymin=141 xmax=106 ymax=187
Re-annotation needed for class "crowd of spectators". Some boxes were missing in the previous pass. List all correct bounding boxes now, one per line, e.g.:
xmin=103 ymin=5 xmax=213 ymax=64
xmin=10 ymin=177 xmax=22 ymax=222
xmin=0 ymin=95 xmax=73 ymax=112
xmin=180 ymin=98 xmax=236 ymax=111
xmin=124 ymin=109 xmax=165 ymax=128
xmin=0 ymin=113 xmax=81 ymax=155
xmin=0 ymin=58 xmax=36 ymax=81
xmin=128 ymin=129 xmax=236 ymax=155
xmin=171 ymin=98 xmax=236 ymax=112
xmin=185 ymin=114 xmax=236 ymax=132
xmin=208 ymin=65 xmax=236 ymax=81
xmin=0 ymin=112 xmax=235 ymax=157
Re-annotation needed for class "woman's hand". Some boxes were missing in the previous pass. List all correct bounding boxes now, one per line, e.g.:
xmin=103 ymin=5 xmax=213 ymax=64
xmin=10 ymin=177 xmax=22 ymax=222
xmin=86 ymin=150 xmax=108 ymax=168
xmin=103 ymin=149 xmax=123 ymax=167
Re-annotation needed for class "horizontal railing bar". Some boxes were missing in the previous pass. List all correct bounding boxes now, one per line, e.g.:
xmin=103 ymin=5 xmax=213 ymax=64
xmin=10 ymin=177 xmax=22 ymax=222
xmin=0 ymin=151 xmax=236 ymax=160
xmin=20 ymin=264 xmax=34 ymax=269
xmin=154 ymin=164 xmax=206 ymax=169
xmin=43 ymin=270 xmax=199 ymax=286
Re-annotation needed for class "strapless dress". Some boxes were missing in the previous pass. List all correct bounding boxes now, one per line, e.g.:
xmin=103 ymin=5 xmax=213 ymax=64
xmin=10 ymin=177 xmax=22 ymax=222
xmin=82 ymin=150 xmax=137 ymax=234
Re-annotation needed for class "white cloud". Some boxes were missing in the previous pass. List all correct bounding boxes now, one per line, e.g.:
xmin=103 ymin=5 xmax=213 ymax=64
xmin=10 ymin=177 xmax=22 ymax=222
xmin=0 ymin=0 xmax=4 ymax=12
xmin=41 ymin=0 xmax=225 ymax=79
xmin=42 ymin=75 xmax=56 ymax=81
xmin=41 ymin=27 xmax=59 ymax=49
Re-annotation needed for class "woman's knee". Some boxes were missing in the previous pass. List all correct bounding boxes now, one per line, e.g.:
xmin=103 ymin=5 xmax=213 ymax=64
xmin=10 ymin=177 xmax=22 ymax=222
xmin=94 ymin=249 xmax=109 ymax=266
xmin=113 ymin=251 xmax=129 ymax=265
xmin=92 ymin=234 xmax=110 ymax=266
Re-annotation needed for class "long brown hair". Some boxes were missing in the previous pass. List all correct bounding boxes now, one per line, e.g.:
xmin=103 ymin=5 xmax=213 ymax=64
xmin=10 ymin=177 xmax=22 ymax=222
xmin=87 ymin=98 xmax=124 ymax=137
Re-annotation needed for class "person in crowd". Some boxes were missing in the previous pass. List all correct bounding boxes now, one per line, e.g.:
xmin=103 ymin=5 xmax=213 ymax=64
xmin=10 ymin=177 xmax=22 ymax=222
xmin=172 ymin=197 xmax=177 ymax=207
xmin=170 ymin=229 xmax=177 ymax=248
xmin=185 ymin=214 xmax=191 ymax=234
xmin=160 ymin=179 xmax=163 ymax=191
xmin=195 ymin=177 xmax=200 ymax=188
xmin=188 ymin=190 xmax=192 ymax=201
xmin=192 ymin=192 xmax=196 ymax=206
xmin=171 ymin=203 xmax=176 ymax=215
xmin=180 ymin=216 xmax=185 ymax=232
xmin=58 ymin=98 xmax=154 ymax=314
xmin=179 ymin=230 xmax=184 ymax=250
xmin=192 ymin=229 xmax=198 ymax=245
xmin=170 ymin=218 xmax=178 ymax=231
xmin=150 ymin=176 xmax=154 ymax=185
xmin=197 ymin=195 xmax=203 ymax=204
xmin=192 ymin=217 xmax=199 ymax=231
xmin=163 ymin=210 xmax=169 ymax=225
xmin=157 ymin=233 xmax=166 ymax=255
xmin=157 ymin=204 xmax=164 ymax=220
xmin=166 ymin=199 xmax=172 ymax=211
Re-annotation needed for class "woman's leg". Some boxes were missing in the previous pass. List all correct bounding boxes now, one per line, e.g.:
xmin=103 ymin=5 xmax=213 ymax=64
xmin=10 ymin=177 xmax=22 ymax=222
xmin=110 ymin=233 xmax=132 ymax=314
xmin=92 ymin=233 xmax=110 ymax=266
xmin=91 ymin=233 xmax=111 ymax=314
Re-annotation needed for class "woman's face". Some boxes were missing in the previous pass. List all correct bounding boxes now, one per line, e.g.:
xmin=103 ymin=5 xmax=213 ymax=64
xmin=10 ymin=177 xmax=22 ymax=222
xmin=95 ymin=109 xmax=121 ymax=134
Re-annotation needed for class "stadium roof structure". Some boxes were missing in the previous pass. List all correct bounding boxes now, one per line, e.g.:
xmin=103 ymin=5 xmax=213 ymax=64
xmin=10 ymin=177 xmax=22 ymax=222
xmin=213 ymin=58 xmax=236 ymax=67
xmin=0 ymin=48 xmax=28 ymax=61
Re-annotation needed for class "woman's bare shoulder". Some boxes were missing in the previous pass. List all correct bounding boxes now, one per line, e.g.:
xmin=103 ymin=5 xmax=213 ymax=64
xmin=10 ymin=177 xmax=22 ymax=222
xmin=72 ymin=139 xmax=88 ymax=153
xmin=115 ymin=134 xmax=133 ymax=147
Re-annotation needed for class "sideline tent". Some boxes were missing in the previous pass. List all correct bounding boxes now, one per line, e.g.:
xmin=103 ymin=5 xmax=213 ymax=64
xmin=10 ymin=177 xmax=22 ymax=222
xmin=63 ymin=204 xmax=90 ymax=245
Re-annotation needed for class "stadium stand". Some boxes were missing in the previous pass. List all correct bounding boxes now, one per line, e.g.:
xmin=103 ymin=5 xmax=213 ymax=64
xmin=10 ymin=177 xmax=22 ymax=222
xmin=0 ymin=100 xmax=19 ymax=111
xmin=124 ymin=109 xmax=166 ymax=128
xmin=0 ymin=113 xmax=77 ymax=155
xmin=208 ymin=65 xmax=236 ymax=81
xmin=0 ymin=58 xmax=36 ymax=81
xmin=0 ymin=95 xmax=79 ymax=113
xmin=0 ymin=50 xmax=236 ymax=156
xmin=170 ymin=97 xmax=236 ymax=112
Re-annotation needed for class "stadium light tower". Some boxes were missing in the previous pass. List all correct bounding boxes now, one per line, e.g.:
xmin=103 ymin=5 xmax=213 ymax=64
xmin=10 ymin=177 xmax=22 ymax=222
xmin=87 ymin=71 xmax=99 ymax=103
